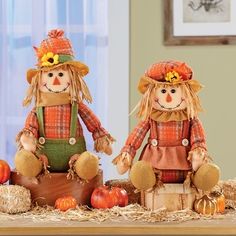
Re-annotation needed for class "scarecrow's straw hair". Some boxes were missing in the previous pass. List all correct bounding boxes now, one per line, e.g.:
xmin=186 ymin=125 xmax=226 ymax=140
xmin=130 ymin=84 xmax=155 ymax=121
xmin=23 ymin=64 xmax=92 ymax=106
xmin=23 ymin=72 xmax=40 ymax=107
xmin=134 ymin=83 xmax=203 ymax=121
xmin=181 ymin=83 xmax=203 ymax=119
xmin=67 ymin=65 xmax=92 ymax=104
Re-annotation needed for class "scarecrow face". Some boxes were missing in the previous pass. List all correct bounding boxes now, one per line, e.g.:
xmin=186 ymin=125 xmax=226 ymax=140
xmin=40 ymin=68 xmax=70 ymax=93
xmin=152 ymin=85 xmax=187 ymax=111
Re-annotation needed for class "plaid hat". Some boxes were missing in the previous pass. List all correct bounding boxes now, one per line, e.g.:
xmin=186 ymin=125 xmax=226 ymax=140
xmin=27 ymin=29 xmax=88 ymax=83
xmin=145 ymin=60 xmax=193 ymax=83
xmin=138 ymin=60 xmax=202 ymax=94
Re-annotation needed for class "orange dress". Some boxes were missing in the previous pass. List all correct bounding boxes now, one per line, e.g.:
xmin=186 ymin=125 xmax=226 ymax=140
xmin=121 ymin=117 xmax=206 ymax=183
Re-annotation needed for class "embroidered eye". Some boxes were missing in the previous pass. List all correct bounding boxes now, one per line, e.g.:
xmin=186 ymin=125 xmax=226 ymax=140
xmin=58 ymin=72 xmax=64 ymax=77
xmin=48 ymin=72 xmax=53 ymax=77
xmin=161 ymin=89 xmax=167 ymax=94
xmin=171 ymin=89 xmax=176 ymax=93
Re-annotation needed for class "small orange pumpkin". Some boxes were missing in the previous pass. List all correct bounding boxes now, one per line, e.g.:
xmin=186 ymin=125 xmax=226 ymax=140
xmin=194 ymin=195 xmax=217 ymax=215
xmin=55 ymin=196 xmax=77 ymax=211
xmin=0 ymin=160 xmax=11 ymax=184
xmin=210 ymin=191 xmax=225 ymax=213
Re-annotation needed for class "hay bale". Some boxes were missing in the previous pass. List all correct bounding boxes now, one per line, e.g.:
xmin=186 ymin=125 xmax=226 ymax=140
xmin=212 ymin=179 xmax=236 ymax=209
xmin=0 ymin=185 xmax=31 ymax=213
xmin=220 ymin=179 xmax=236 ymax=200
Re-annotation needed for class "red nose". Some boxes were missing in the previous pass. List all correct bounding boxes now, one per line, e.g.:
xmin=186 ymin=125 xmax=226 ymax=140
xmin=166 ymin=93 xmax=172 ymax=103
xmin=53 ymin=77 xmax=61 ymax=85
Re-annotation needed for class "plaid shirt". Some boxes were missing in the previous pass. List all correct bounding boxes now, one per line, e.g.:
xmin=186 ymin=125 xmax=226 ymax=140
xmin=121 ymin=118 xmax=207 ymax=159
xmin=23 ymin=102 xmax=108 ymax=140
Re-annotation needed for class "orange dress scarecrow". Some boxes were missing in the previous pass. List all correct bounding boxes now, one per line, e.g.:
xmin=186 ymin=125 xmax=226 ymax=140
xmin=113 ymin=60 xmax=220 ymax=191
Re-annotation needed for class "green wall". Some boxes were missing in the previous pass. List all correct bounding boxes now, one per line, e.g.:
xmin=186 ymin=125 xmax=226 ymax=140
xmin=130 ymin=0 xmax=236 ymax=180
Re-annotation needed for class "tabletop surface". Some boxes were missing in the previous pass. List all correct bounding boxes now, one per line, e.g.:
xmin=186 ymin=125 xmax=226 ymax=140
xmin=1 ymin=213 xmax=236 ymax=236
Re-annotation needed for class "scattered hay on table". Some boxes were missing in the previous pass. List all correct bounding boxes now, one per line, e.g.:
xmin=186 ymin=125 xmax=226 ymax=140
xmin=0 ymin=203 xmax=234 ymax=224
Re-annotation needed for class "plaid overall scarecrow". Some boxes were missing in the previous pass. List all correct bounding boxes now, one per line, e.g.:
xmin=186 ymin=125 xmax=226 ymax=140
xmin=15 ymin=29 xmax=114 ymax=178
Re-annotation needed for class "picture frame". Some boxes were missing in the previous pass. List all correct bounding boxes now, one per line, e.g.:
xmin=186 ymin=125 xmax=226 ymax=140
xmin=164 ymin=0 xmax=236 ymax=45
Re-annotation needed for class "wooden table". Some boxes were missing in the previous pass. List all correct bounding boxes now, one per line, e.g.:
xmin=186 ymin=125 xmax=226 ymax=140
xmin=1 ymin=216 xmax=236 ymax=235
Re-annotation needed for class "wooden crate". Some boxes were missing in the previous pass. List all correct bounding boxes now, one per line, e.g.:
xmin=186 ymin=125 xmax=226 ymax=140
xmin=142 ymin=184 xmax=198 ymax=211
xmin=10 ymin=170 xmax=103 ymax=207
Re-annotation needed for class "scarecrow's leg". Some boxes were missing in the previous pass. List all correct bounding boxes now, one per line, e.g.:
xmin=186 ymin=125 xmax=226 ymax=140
xmin=71 ymin=152 xmax=99 ymax=181
xmin=14 ymin=149 xmax=43 ymax=177
xmin=129 ymin=160 xmax=156 ymax=191
xmin=192 ymin=163 xmax=220 ymax=191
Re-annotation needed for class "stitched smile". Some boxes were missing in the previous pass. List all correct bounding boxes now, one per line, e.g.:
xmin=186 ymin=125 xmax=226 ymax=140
xmin=156 ymin=99 xmax=183 ymax=110
xmin=44 ymin=83 xmax=70 ymax=93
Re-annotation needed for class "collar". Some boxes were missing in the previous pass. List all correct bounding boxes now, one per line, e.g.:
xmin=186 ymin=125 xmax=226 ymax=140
xmin=37 ymin=92 xmax=71 ymax=107
xmin=150 ymin=108 xmax=189 ymax=122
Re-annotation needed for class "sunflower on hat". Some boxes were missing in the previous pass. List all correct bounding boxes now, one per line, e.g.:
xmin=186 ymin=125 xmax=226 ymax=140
xmin=41 ymin=52 xmax=59 ymax=67
xmin=165 ymin=71 xmax=181 ymax=83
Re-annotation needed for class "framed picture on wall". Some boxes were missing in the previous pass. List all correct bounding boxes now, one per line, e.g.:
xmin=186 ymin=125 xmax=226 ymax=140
xmin=164 ymin=0 xmax=236 ymax=45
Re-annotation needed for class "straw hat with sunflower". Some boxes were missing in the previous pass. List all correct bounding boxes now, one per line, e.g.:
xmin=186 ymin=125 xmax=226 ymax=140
xmin=24 ymin=29 xmax=92 ymax=107
xmin=135 ymin=60 xmax=203 ymax=121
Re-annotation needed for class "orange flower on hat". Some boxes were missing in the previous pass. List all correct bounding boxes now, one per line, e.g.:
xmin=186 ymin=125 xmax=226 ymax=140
xmin=41 ymin=52 xmax=59 ymax=67
xmin=165 ymin=71 xmax=181 ymax=83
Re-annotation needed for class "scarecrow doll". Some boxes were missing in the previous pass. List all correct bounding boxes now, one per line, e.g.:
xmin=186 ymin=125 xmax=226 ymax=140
xmin=113 ymin=60 xmax=220 ymax=192
xmin=15 ymin=29 xmax=114 ymax=181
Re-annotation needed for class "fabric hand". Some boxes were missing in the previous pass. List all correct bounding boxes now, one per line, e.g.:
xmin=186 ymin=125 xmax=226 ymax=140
xmin=20 ymin=132 xmax=37 ymax=153
xmin=188 ymin=147 xmax=207 ymax=171
xmin=112 ymin=152 xmax=132 ymax=175
xmin=94 ymin=135 xmax=115 ymax=155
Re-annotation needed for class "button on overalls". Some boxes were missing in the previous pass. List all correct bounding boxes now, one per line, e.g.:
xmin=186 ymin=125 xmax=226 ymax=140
xmin=36 ymin=104 xmax=86 ymax=172
xmin=140 ymin=119 xmax=192 ymax=183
